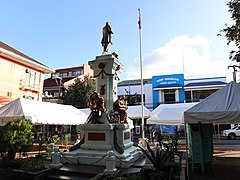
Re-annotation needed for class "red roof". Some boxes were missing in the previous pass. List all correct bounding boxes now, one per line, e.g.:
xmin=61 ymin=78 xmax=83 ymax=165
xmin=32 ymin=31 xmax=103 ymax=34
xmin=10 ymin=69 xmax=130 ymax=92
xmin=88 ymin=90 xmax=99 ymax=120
xmin=0 ymin=41 xmax=47 ymax=67
xmin=44 ymin=77 xmax=75 ymax=87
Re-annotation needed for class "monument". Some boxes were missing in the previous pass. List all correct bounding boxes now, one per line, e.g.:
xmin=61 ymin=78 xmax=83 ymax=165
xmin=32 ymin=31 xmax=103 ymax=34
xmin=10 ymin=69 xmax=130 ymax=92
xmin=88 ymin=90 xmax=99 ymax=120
xmin=62 ymin=22 xmax=142 ymax=168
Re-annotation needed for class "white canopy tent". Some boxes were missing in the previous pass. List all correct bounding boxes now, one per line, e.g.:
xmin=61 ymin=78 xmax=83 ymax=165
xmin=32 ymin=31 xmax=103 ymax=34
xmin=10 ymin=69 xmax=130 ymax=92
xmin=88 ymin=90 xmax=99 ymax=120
xmin=148 ymin=102 xmax=198 ymax=125
xmin=182 ymin=81 xmax=240 ymax=172
xmin=0 ymin=98 xmax=88 ymax=126
xmin=184 ymin=81 xmax=240 ymax=124
xmin=127 ymin=105 xmax=151 ymax=119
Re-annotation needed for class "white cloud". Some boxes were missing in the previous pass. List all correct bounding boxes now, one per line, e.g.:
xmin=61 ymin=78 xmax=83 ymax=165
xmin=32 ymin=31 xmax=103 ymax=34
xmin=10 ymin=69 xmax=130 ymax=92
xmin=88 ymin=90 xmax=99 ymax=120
xmin=125 ymin=34 xmax=229 ymax=80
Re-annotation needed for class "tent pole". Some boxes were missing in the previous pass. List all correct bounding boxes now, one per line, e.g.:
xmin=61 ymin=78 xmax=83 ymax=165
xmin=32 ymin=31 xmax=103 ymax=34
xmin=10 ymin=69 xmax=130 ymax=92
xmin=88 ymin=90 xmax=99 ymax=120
xmin=213 ymin=124 xmax=217 ymax=142
xmin=184 ymin=122 xmax=189 ymax=180
xmin=218 ymin=124 xmax=220 ymax=142
xmin=70 ymin=125 xmax=72 ymax=142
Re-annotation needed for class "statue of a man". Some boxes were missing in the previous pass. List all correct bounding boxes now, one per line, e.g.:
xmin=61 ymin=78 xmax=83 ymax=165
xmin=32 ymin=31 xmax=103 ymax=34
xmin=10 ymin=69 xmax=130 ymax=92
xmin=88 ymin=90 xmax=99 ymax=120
xmin=101 ymin=22 xmax=113 ymax=53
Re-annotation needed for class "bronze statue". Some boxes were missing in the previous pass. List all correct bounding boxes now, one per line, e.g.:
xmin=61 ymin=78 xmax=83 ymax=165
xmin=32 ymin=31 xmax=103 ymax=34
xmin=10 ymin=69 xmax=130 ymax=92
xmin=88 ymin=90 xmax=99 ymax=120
xmin=87 ymin=92 xmax=106 ymax=124
xmin=113 ymin=96 xmax=128 ymax=124
xmin=100 ymin=84 xmax=106 ymax=95
xmin=108 ymin=110 xmax=119 ymax=123
xmin=101 ymin=22 xmax=113 ymax=53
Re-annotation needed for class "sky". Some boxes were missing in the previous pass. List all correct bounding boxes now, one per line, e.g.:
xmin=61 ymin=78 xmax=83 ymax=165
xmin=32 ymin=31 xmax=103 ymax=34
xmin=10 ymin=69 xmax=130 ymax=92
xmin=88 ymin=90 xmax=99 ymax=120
xmin=0 ymin=0 xmax=236 ymax=82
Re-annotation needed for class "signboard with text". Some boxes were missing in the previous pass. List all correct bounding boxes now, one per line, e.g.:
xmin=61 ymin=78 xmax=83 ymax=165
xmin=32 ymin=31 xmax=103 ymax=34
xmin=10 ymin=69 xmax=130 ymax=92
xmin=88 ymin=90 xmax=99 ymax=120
xmin=152 ymin=74 xmax=184 ymax=88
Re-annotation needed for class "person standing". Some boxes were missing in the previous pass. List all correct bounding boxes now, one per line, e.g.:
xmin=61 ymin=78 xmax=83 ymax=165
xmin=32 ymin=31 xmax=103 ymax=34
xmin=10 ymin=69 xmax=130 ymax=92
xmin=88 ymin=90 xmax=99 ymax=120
xmin=157 ymin=131 xmax=163 ymax=143
xmin=152 ymin=128 xmax=158 ymax=143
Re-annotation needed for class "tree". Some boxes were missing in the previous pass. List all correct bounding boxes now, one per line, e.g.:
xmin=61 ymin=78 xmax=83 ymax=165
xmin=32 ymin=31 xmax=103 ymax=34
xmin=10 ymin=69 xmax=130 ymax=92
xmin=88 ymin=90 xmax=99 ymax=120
xmin=219 ymin=0 xmax=240 ymax=62
xmin=63 ymin=76 xmax=96 ymax=108
xmin=1 ymin=118 xmax=33 ymax=160
xmin=36 ymin=132 xmax=46 ymax=157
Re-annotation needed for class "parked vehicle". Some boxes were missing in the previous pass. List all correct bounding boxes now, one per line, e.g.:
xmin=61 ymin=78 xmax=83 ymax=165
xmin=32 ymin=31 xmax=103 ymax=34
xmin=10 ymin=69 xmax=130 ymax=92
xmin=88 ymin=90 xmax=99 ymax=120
xmin=222 ymin=125 xmax=240 ymax=140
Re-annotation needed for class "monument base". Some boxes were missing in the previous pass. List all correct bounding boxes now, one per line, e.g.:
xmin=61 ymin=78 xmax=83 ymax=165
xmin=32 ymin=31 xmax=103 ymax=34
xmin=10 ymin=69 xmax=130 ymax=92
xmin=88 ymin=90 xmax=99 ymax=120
xmin=61 ymin=124 xmax=143 ymax=168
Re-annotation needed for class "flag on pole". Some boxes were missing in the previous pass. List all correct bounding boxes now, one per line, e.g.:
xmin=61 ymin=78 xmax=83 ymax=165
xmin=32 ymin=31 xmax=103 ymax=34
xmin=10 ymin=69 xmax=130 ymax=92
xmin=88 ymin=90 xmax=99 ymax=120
xmin=138 ymin=8 xmax=141 ymax=30
xmin=138 ymin=8 xmax=145 ymax=140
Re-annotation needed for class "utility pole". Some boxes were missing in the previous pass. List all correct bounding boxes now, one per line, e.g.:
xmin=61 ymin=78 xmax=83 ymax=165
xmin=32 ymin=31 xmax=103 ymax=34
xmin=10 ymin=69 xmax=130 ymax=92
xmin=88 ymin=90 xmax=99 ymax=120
xmin=52 ymin=74 xmax=63 ymax=104
xmin=228 ymin=65 xmax=240 ymax=82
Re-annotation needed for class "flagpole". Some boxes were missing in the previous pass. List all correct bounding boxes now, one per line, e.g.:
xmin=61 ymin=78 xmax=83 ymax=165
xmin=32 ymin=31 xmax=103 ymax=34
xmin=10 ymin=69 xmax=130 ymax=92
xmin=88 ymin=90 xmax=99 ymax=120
xmin=138 ymin=8 xmax=145 ymax=140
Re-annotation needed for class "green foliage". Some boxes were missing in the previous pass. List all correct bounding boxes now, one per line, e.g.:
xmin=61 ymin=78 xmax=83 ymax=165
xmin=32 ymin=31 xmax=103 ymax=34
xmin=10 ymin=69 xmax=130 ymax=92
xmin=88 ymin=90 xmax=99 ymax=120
xmin=0 ymin=126 xmax=8 ymax=153
xmin=137 ymin=138 xmax=181 ymax=179
xmin=162 ymin=132 xmax=179 ymax=155
xmin=0 ymin=118 xmax=33 ymax=160
xmin=47 ymin=134 xmax=60 ymax=144
xmin=219 ymin=0 xmax=240 ymax=62
xmin=0 ymin=157 xmax=45 ymax=172
xmin=138 ymin=142 xmax=173 ymax=172
xmin=63 ymin=133 xmax=71 ymax=146
xmin=98 ymin=169 xmax=126 ymax=180
xmin=37 ymin=133 xmax=46 ymax=155
xmin=63 ymin=76 xmax=96 ymax=108
xmin=19 ymin=157 xmax=45 ymax=172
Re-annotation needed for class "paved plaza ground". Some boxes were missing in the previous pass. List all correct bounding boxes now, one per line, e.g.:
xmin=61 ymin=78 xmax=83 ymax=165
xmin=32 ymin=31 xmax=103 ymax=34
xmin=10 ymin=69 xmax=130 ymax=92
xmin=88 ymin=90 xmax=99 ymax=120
xmin=2 ymin=137 xmax=240 ymax=179
xmin=186 ymin=139 xmax=240 ymax=180
xmin=44 ymin=138 xmax=240 ymax=179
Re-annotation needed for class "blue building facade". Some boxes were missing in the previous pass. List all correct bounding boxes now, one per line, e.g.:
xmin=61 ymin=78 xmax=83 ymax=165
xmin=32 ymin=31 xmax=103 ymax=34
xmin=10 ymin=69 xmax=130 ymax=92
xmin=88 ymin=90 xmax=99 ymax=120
xmin=152 ymin=74 xmax=185 ymax=108
xmin=118 ymin=74 xmax=227 ymax=139
xmin=118 ymin=74 xmax=226 ymax=110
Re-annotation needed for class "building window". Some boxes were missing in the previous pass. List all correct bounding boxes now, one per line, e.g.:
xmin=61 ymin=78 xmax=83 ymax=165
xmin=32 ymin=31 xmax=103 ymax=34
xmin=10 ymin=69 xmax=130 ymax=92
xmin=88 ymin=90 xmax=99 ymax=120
xmin=7 ymin=92 xmax=12 ymax=97
xmin=24 ymin=69 xmax=36 ymax=88
xmin=193 ymin=89 xmax=218 ymax=101
xmin=10 ymin=63 xmax=15 ymax=70
xmin=163 ymin=89 xmax=176 ymax=103
xmin=123 ymin=94 xmax=145 ymax=106
xmin=72 ymin=70 xmax=83 ymax=76
xmin=185 ymin=91 xmax=193 ymax=102
xmin=185 ymin=89 xmax=218 ymax=102
xmin=59 ymin=72 xmax=69 ymax=77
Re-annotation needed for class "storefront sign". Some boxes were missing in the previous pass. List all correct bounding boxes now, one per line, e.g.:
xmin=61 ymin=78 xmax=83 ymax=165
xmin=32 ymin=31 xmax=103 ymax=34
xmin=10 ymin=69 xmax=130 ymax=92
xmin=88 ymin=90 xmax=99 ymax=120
xmin=152 ymin=74 xmax=184 ymax=88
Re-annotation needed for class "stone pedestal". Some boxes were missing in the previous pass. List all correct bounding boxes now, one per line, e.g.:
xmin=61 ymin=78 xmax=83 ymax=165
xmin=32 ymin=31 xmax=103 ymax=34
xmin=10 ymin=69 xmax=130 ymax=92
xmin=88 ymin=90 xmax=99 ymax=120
xmin=62 ymin=124 xmax=142 ymax=168
xmin=88 ymin=54 xmax=123 ymax=113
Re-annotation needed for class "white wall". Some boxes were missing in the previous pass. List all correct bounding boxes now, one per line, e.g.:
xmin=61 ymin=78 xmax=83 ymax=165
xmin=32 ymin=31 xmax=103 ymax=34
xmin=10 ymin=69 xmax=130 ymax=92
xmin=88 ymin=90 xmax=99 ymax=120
xmin=118 ymin=83 xmax=153 ymax=109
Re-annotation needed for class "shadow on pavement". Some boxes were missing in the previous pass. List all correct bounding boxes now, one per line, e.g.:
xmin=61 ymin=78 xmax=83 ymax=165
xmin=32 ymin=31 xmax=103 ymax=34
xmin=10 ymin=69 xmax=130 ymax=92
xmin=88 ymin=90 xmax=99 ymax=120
xmin=189 ymin=156 xmax=240 ymax=180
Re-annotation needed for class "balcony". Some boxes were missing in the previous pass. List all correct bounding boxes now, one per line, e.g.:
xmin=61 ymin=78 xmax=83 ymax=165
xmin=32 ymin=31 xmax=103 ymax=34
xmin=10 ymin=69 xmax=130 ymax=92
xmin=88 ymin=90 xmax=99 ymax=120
xmin=19 ymin=79 xmax=40 ymax=93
